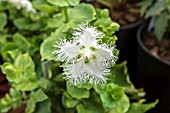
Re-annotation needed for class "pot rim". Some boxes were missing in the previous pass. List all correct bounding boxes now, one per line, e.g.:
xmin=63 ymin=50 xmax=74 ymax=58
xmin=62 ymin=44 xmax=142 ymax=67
xmin=137 ymin=23 xmax=170 ymax=66
xmin=120 ymin=19 xmax=144 ymax=30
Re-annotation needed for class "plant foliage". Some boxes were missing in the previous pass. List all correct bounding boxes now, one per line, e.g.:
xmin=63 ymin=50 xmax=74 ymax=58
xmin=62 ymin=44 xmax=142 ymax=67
xmin=141 ymin=0 xmax=170 ymax=41
xmin=0 ymin=0 xmax=157 ymax=112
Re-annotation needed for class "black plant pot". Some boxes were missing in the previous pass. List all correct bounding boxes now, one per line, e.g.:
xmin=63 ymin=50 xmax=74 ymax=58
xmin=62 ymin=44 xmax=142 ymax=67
xmin=116 ymin=20 xmax=145 ymax=82
xmin=136 ymin=23 xmax=170 ymax=113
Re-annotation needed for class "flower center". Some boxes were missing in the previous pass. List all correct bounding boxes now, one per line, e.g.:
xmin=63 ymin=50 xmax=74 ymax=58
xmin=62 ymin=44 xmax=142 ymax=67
xmin=85 ymin=50 xmax=91 ymax=59
xmin=84 ymin=47 xmax=97 ymax=63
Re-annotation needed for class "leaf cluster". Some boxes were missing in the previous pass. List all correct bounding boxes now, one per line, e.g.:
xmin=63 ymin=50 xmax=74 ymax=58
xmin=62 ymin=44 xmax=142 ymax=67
xmin=0 ymin=0 xmax=157 ymax=113
xmin=141 ymin=0 xmax=170 ymax=41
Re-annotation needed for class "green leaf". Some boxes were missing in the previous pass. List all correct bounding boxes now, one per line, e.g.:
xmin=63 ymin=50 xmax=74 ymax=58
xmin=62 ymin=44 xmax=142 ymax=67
xmin=93 ymin=9 xmax=119 ymax=36
xmin=0 ymin=0 xmax=8 ymax=7
xmin=1 ymin=42 xmax=18 ymax=60
xmin=26 ymin=96 xmax=36 ymax=113
xmin=10 ymin=89 xmax=22 ymax=109
xmin=14 ymin=53 xmax=35 ymax=72
xmin=39 ymin=78 xmax=50 ymax=89
xmin=145 ymin=1 xmax=165 ymax=18
xmin=47 ymin=0 xmax=69 ymax=6
xmin=140 ymin=0 xmax=153 ymax=16
xmin=0 ymin=12 xmax=7 ymax=30
xmin=99 ymin=83 xmax=126 ymax=108
xmin=6 ymin=49 xmax=22 ymax=61
xmin=102 ymin=35 xmax=118 ymax=47
xmin=34 ymin=89 xmax=48 ymax=102
xmin=1 ymin=62 xmax=19 ymax=82
xmin=26 ymin=90 xmax=48 ymax=113
xmin=110 ymin=62 xmax=132 ymax=87
xmin=0 ymin=88 xmax=22 ymax=113
xmin=40 ymin=33 xmax=58 ymax=61
xmin=67 ymin=83 xmax=90 ymax=99
xmin=34 ymin=4 xmax=55 ymax=14
xmin=34 ymin=99 xmax=51 ymax=113
xmin=47 ymin=15 xmax=64 ymax=28
xmin=107 ymin=94 xmax=130 ymax=113
xmin=14 ymin=18 xmax=43 ymax=31
xmin=76 ymin=82 xmax=94 ymax=90
xmin=67 ymin=3 xmax=95 ymax=29
xmin=0 ymin=106 xmax=11 ymax=113
xmin=62 ymin=92 xmax=79 ymax=108
xmin=107 ymin=84 xmax=124 ymax=102
xmin=48 ymin=3 xmax=95 ymax=30
xmin=13 ymin=79 xmax=38 ymax=91
xmin=13 ymin=53 xmax=38 ymax=91
xmin=0 ymin=34 xmax=7 ymax=44
xmin=95 ymin=82 xmax=130 ymax=112
xmin=1 ymin=53 xmax=38 ymax=91
xmin=47 ymin=0 xmax=80 ymax=6
xmin=76 ymin=101 xmax=104 ymax=113
xmin=167 ymin=4 xmax=170 ymax=12
xmin=68 ymin=0 xmax=80 ymax=6
xmin=13 ymin=33 xmax=31 ymax=52
xmin=154 ymin=11 xmax=168 ymax=41
xmin=126 ymin=100 xmax=158 ymax=113
xmin=53 ymin=73 xmax=65 ymax=82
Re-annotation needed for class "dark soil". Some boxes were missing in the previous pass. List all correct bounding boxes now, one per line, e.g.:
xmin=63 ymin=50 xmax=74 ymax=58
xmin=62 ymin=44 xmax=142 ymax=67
xmin=0 ymin=72 xmax=10 ymax=98
xmin=8 ymin=104 xmax=26 ymax=113
xmin=0 ymin=72 xmax=26 ymax=113
xmin=90 ymin=1 xmax=142 ymax=26
xmin=143 ymin=32 xmax=170 ymax=63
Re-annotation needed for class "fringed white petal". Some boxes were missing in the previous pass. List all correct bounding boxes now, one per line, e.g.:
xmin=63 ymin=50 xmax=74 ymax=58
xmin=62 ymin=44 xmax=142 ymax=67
xmin=53 ymin=40 xmax=80 ymax=62
xmin=10 ymin=0 xmax=36 ymax=13
xmin=84 ymin=63 xmax=109 ymax=85
xmin=74 ymin=23 xmax=103 ymax=47
xmin=95 ymin=44 xmax=116 ymax=67
xmin=64 ymin=63 xmax=86 ymax=86
xmin=64 ymin=61 xmax=109 ymax=86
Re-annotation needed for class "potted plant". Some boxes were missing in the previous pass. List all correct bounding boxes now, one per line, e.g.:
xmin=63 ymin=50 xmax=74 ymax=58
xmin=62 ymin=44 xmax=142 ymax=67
xmin=137 ymin=0 xmax=170 ymax=113
xmin=0 ymin=0 xmax=157 ymax=112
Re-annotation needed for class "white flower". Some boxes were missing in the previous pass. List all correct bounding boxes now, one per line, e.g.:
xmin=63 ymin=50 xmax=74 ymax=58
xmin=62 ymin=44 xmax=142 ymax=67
xmin=53 ymin=23 xmax=117 ymax=86
xmin=9 ymin=0 xmax=36 ymax=13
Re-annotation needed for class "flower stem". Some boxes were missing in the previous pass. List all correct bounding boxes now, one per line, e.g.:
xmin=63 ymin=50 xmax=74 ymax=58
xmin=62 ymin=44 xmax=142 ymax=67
xmin=63 ymin=7 xmax=69 ymax=23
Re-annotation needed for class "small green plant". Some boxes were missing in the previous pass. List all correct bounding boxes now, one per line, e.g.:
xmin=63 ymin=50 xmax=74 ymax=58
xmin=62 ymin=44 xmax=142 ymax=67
xmin=0 ymin=0 xmax=158 ymax=113
xmin=141 ymin=0 xmax=170 ymax=41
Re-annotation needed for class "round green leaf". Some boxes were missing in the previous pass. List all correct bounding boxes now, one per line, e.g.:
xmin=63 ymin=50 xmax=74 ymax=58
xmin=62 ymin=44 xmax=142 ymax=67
xmin=34 ymin=99 xmax=51 ymax=113
xmin=13 ymin=78 xmax=38 ymax=91
xmin=93 ymin=9 xmax=119 ymax=36
xmin=14 ymin=18 xmax=43 ymax=31
xmin=76 ymin=101 xmax=104 ymax=113
xmin=47 ymin=0 xmax=69 ymax=6
xmin=0 ymin=12 xmax=7 ymax=30
xmin=67 ymin=83 xmax=90 ymax=99
xmin=1 ymin=62 xmax=19 ymax=82
xmin=1 ymin=42 xmax=18 ymax=60
xmin=67 ymin=3 xmax=95 ymax=28
xmin=48 ymin=3 xmax=96 ymax=30
xmin=68 ymin=0 xmax=80 ymax=6
xmin=14 ymin=53 xmax=35 ymax=72
xmin=47 ymin=0 xmax=80 ymax=7
xmin=13 ymin=33 xmax=31 ymax=52
xmin=99 ymin=83 xmax=129 ymax=112
xmin=62 ymin=92 xmax=79 ymax=108
xmin=107 ymin=94 xmax=130 ymax=113
xmin=40 ymin=33 xmax=57 ymax=61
